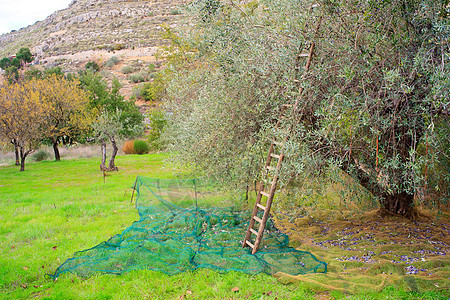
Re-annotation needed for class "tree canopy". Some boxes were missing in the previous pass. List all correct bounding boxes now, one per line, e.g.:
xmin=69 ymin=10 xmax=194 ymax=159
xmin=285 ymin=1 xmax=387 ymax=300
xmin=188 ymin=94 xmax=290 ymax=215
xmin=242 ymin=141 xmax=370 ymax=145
xmin=0 ymin=79 xmax=51 ymax=171
xmin=78 ymin=71 xmax=144 ymax=137
xmin=162 ymin=0 xmax=449 ymax=217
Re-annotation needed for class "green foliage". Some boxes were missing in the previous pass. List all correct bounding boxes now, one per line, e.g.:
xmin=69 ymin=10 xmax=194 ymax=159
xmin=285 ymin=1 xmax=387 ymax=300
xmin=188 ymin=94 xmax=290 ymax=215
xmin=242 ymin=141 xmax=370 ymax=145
xmin=142 ymin=72 xmax=165 ymax=101
xmin=16 ymin=47 xmax=33 ymax=64
xmin=85 ymin=61 xmax=100 ymax=72
xmin=104 ymin=56 xmax=120 ymax=68
xmin=147 ymin=108 xmax=167 ymax=150
xmin=25 ymin=66 xmax=64 ymax=80
xmin=10 ymin=58 xmax=20 ymax=68
xmin=162 ymin=0 xmax=449 ymax=213
xmin=128 ymin=72 xmax=147 ymax=83
xmin=0 ymin=57 xmax=11 ymax=70
xmin=78 ymin=71 xmax=144 ymax=137
xmin=32 ymin=150 xmax=50 ymax=162
xmin=121 ymin=65 xmax=134 ymax=74
xmin=133 ymin=139 xmax=150 ymax=154
xmin=4 ymin=66 xmax=19 ymax=83
xmin=148 ymin=63 xmax=156 ymax=73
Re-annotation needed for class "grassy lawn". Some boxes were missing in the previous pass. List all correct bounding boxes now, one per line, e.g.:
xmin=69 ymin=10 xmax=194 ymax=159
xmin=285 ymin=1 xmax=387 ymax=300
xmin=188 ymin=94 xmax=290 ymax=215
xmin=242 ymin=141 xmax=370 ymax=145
xmin=0 ymin=153 xmax=448 ymax=299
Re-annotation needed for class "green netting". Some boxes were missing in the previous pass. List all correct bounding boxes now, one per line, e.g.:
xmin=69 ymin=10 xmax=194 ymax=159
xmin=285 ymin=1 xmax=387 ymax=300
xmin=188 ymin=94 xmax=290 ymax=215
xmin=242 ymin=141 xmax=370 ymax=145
xmin=52 ymin=176 xmax=326 ymax=278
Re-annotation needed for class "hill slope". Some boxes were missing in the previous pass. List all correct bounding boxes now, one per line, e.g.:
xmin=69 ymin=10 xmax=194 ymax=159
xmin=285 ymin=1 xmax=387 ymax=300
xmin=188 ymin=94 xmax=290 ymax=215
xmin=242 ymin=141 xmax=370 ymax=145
xmin=0 ymin=0 xmax=187 ymax=60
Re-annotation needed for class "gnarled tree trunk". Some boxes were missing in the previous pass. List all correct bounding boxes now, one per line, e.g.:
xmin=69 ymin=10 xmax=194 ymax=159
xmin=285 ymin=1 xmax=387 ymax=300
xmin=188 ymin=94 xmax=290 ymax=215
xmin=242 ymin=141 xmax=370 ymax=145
xmin=11 ymin=139 xmax=20 ymax=165
xmin=108 ymin=135 xmax=118 ymax=171
xmin=51 ymin=137 xmax=61 ymax=161
xmin=19 ymin=147 xmax=32 ymax=172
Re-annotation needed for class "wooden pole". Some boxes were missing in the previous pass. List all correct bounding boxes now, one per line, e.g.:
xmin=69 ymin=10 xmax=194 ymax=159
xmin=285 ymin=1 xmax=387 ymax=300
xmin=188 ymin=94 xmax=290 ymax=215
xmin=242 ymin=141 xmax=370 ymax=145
xmin=130 ymin=176 xmax=138 ymax=203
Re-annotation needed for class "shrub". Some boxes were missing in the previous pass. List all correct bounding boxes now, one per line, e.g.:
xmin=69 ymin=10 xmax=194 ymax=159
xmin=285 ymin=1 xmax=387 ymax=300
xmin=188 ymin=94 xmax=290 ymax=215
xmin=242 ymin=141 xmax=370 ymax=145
xmin=104 ymin=56 xmax=120 ymax=68
xmin=148 ymin=63 xmax=156 ymax=73
xmin=129 ymin=72 xmax=147 ymax=83
xmin=133 ymin=140 xmax=150 ymax=154
xmin=122 ymin=140 xmax=135 ymax=154
xmin=85 ymin=61 xmax=100 ymax=72
xmin=121 ymin=65 xmax=134 ymax=74
xmin=170 ymin=10 xmax=182 ymax=15
xmin=114 ymin=43 xmax=125 ymax=51
xmin=33 ymin=150 xmax=50 ymax=162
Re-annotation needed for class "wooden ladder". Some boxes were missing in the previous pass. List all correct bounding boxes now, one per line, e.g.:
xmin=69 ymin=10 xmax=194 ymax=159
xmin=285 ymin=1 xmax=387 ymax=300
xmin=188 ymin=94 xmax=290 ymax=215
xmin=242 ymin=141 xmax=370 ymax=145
xmin=242 ymin=39 xmax=317 ymax=255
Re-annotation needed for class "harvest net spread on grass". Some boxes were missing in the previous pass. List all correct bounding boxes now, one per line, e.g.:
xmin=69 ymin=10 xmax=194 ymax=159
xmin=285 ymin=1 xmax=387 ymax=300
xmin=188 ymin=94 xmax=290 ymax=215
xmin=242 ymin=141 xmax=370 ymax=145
xmin=52 ymin=176 xmax=327 ymax=278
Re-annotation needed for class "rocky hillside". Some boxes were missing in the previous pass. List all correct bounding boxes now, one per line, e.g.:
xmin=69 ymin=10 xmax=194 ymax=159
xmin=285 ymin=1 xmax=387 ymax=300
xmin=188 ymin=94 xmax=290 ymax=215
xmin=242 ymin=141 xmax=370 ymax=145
xmin=0 ymin=0 xmax=189 ymax=106
xmin=0 ymin=0 xmax=187 ymax=60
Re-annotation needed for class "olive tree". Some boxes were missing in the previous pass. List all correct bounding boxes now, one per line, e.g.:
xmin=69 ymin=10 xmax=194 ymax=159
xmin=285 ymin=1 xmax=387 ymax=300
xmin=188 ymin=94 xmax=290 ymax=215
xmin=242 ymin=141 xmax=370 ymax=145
xmin=163 ymin=0 xmax=449 ymax=218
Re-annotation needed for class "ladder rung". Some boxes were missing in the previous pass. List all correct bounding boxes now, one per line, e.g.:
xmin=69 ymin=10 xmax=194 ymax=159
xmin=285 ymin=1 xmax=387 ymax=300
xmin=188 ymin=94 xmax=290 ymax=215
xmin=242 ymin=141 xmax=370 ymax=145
xmin=250 ymin=228 xmax=258 ymax=235
xmin=281 ymin=104 xmax=293 ymax=107
xmin=253 ymin=216 xmax=263 ymax=223
xmin=256 ymin=203 xmax=266 ymax=210
xmin=273 ymin=141 xmax=283 ymax=146
xmin=266 ymin=166 xmax=275 ymax=171
xmin=299 ymin=53 xmax=309 ymax=57
xmin=245 ymin=240 xmax=254 ymax=248
xmin=270 ymin=153 xmax=280 ymax=159
xmin=260 ymin=191 xmax=270 ymax=198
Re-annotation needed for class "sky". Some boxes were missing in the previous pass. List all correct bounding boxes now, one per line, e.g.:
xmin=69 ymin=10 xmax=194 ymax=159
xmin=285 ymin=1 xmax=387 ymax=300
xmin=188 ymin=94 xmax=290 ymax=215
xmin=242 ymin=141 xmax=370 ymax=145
xmin=0 ymin=0 xmax=72 ymax=35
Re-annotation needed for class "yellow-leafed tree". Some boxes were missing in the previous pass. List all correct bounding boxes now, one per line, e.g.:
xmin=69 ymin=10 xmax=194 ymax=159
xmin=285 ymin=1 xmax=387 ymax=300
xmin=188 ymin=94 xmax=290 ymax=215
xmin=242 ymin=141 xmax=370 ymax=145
xmin=0 ymin=76 xmax=95 ymax=170
xmin=0 ymin=79 xmax=51 ymax=171
xmin=39 ymin=74 xmax=95 ymax=161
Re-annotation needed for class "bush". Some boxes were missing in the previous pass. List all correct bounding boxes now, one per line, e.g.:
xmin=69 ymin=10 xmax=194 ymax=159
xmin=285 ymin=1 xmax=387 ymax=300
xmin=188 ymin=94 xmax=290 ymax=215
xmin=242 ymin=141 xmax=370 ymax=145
xmin=121 ymin=65 xmax=134 ymax=74
xmin=33 ymin=150 xmax=50 ymax=162
xmin=86 ymin=61 xmax=100 ymax=72
xmin=129 ymin=72 xmax=148 ymax=83
xmin=133 ymin=140 xmax=150 ymax=154
xmin=114 ymin=43 xmax=125 ymax=51
xmin=122 ymin=140 xmax=135 ymax=154
xmin=122 ymin=140 xmax=150 ymax=154
xmin=104 ymin=56 xmax=120 ymax=68
xmin=170 ymin=10 xmax=182 ymax=15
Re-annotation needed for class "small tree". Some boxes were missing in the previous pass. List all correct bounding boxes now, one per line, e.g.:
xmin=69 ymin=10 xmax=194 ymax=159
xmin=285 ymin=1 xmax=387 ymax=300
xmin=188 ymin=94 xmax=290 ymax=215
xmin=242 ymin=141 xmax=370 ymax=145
xmin=40 ymin=74 xmax=95 ymax=161
xmin=16 ymin=47 xmax=33 ymax=66
xmin=0 ymin=79 xmax=50 ymax=171
xmin=0 ymin=57 xmax=11 ymax=70
xmin=78 ymin=71 xmax=144 ymax=137
xmin=10 ymin=58 xmax=21 ymax=69
xmin=92 ymin=110 xmax=123 ymax=171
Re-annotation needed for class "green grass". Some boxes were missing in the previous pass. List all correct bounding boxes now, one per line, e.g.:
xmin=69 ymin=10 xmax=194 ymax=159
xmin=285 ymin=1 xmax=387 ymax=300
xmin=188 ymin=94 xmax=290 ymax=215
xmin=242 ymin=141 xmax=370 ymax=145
xmin=0 ymin=154 xmax=447 ymax=299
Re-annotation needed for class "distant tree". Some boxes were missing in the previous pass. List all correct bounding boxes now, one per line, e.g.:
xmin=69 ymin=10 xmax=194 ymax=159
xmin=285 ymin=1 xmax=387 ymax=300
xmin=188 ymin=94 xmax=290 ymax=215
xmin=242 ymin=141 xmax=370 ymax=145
xmin=16 ymin=47 xmax=33 ymax=65
xmin=92 ymin=110 xmax=123 ymax=171
xmin=0 ymin=79 xmax=50 ymax=171
xmin=0 ymin=57 xmax=11 ymax=70
xmin=78 ymin=71 xmax=144 ymax=137
xmin=40 ymin=74 xmax=96 ymax=161
xmin=10 ymin=58 xmax=20 ymax=68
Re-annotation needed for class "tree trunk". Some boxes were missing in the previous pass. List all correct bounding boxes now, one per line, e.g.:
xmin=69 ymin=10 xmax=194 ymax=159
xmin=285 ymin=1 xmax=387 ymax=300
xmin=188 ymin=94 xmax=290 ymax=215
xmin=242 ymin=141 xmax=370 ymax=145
xmin=19 ymin=147 xmax=32 ymax=172
xmin=100 ymin=139 xmax=107 ymax=171
xmin=380 ymin=191 xmax=415 ymax=218
xmin=11 ymin=139 xmax=20 ymax=165
xmin=336 ymin=153 xmax=417 ymax=218
xmin=52 ymin=137 xmax=61 ymax=161
xmin=108 ymin=135 xmax=119 ymax=171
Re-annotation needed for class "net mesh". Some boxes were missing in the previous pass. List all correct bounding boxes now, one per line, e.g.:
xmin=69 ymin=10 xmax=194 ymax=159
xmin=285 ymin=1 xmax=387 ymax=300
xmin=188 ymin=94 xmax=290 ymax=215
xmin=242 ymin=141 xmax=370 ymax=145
xmin=52 ymin=176 xmax=327 ymax=278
